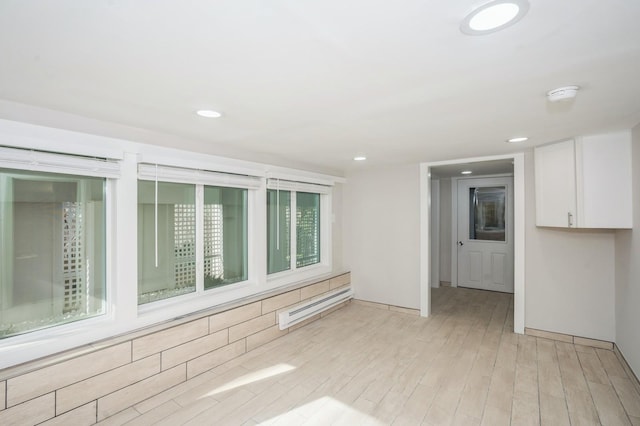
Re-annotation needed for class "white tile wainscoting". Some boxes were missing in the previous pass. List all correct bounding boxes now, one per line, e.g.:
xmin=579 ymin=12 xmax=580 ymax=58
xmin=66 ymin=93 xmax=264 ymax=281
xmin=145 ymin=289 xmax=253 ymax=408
xmin=0 ymin=273 xmax=351 ymax=425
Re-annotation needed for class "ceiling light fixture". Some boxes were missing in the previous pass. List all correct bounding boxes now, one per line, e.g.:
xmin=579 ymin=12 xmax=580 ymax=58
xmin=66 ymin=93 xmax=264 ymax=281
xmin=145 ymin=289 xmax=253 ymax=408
xmin=460 ymin=0 xmax=529 ymax=35
xmin=196 ymin=110 xmax=222 ymax=118
xmin=461 ymin=170 xmax=473 ymax=175
xmin=353 ymin=155 xmax=367 ymax=161
xmin=508 ymin=137 xmax=528 ymax=143
xmin=547 ymin=86 xmax=580 ymax=102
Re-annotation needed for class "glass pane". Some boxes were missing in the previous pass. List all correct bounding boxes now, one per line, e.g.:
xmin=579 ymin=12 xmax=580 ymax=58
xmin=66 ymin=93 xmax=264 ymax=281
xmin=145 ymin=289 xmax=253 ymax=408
xmin=469 ymin=186 xmax=506 ymax=241
xmin=296 ymin=192 xmax=320 ymax=268
xmin=204 ymin=186 xmax=248 ymax=290
xmin=138 ymin=181 xmax=196 ymax=304
xmin=267 ymin=189 xmax=291 ymax=274
xmin=1 ymin=169 xmax=106 ymax=339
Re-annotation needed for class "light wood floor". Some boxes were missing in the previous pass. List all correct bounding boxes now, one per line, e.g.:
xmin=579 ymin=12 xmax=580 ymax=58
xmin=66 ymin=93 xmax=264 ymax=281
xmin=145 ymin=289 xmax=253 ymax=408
xmin=99 ymin=287 xmax=640 ymax=425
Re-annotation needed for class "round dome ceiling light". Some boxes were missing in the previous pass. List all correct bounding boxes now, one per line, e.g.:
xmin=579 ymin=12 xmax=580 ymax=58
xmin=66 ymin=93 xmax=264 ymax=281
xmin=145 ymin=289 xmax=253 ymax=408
xmin=460 ymin=0 xmax=529 ymax=35
xmin=196 ymin=110 xmax=222 ymax=118
xmin=547 ymin=86 xmax=580 ymax=102
xmin=353 ymin=155 xmax=367 ymax=161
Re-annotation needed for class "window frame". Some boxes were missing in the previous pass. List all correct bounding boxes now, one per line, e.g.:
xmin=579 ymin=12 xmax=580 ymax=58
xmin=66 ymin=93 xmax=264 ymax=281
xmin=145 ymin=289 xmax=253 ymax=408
xmin=0 ymin=150 xmax=118 ymax=345
xmin=136 ymin=164 xmax=259 ymax=313
xmin=265 ymin=179 xmax=332 ymax=288
xmin=137 ymin=179 xmax=198 ymax=306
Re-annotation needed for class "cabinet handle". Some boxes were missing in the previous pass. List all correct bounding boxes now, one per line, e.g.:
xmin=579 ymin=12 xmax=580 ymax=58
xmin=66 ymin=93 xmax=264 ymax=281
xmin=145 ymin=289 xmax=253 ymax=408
xmin=568 ymin=212 xmax=573 ymax=227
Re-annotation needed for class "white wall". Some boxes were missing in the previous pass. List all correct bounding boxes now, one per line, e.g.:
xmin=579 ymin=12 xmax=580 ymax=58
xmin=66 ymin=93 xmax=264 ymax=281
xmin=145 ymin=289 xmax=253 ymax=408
xmin=344 ymin=152 xmax=617 ymax=342
xmin=343 ymin=164 xmax=421 ymax=309
xmin=438 ymin=178 xmax=452 ymax=283
xmin=615 ymin=122 xmax=640 ymax=378
xmin=524 ymin=151 xmax=616 ymax=341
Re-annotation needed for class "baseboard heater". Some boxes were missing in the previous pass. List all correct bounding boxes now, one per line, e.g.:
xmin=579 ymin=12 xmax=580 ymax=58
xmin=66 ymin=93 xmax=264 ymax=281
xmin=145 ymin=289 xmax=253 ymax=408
xmin=279 ymin=287 xmax=353 ymax=330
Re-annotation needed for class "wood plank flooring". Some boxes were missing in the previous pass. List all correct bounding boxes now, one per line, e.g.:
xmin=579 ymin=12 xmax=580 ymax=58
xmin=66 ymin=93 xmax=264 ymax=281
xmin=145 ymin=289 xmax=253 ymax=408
xmin=98 ymin=287 xmax=640 ymax=425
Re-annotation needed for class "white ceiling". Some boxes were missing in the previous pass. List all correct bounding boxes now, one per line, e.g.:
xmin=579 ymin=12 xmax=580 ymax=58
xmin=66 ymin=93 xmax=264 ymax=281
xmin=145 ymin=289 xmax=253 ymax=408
xmin=1 ymin=0 xmax=639 ymax=175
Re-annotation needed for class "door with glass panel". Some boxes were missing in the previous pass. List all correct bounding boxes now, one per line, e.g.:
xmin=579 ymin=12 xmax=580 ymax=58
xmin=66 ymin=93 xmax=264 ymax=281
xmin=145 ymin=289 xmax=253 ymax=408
xmin=457 ymin=177 xmax=514 ymax=293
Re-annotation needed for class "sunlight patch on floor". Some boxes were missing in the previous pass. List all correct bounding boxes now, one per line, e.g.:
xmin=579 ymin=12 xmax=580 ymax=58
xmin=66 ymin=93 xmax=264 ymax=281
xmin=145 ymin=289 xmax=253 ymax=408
xmin=259 ymin=396 xmax=385 ymax=425
xmin=199 ymin=363 xmax=296 ymax=398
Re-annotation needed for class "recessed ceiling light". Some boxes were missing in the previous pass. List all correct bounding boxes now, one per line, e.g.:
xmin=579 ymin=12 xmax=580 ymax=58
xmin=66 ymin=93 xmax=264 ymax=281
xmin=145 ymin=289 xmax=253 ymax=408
xmin=461 ymin=170 xmax=473 ymax=175
xmin=460 ymin=0 xmax=529 ymax=35
xmin=508 ymin=137 xmax=528 ymax=143
xmin=196 ymin=110 xmax=222 ymax=118
xmin=353 ymin=155 xmax=367 ymax=161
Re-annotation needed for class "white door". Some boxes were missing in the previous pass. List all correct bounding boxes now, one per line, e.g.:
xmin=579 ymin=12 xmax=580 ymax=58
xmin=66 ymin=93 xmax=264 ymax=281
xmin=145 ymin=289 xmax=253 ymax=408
xmin=457 ymin=177 xmax=514 ymax=293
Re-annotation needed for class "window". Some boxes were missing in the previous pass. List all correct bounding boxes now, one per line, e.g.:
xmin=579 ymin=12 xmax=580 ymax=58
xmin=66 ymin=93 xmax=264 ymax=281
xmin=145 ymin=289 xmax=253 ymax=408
xmin=468 ymin=186 xmax=506 ymax=241
xmin=138 ymin=181 xmax=196 ymax=304
xmin=0 ymin=122 xmax=337 ymax=368
xmin=267 ymin=189 xmax=291 ymax=274
xmin=267 ymin=182 xmax=325 ymax=275
xmin=204 ymin=186 xmax=248 ymax=289
xmin=0 ymin=169 xmax=107 ymax=339
xmin=137 ymin=164 xmax=256 ymax=306
xmin=296 ymin=192 xmax=320 ymax=268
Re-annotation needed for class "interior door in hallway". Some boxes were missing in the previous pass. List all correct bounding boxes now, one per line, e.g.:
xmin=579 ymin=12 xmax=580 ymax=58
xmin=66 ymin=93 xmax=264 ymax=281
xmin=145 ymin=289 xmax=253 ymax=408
xmin=457 ymin=177 xmax=514 ymax=293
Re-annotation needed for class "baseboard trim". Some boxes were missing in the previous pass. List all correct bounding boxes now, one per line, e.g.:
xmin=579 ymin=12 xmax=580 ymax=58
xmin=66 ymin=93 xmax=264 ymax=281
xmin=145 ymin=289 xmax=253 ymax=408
xmin=524 ymin=327 xmax=613 ymax=350
xmin=352 ymin=299 xmax=420 ymax=316
xmin=613 ymin=344 xmax=640 ymax=396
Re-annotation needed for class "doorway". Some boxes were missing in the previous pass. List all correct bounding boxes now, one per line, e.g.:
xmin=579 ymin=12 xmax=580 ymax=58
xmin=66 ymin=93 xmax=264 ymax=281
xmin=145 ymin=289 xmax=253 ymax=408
xmin=419 ymin=154 xmax=525 ymax=334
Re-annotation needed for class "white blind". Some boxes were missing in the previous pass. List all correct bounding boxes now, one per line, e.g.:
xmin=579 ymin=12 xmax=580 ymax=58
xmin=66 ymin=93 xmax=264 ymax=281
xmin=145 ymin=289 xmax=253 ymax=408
xmin=266 ymin=178 xmax=331 ymax=194
xmin=0 ymin=146 xmax=120 ymax=178
xmin=138 ymin=163 xmax=262 ymax=189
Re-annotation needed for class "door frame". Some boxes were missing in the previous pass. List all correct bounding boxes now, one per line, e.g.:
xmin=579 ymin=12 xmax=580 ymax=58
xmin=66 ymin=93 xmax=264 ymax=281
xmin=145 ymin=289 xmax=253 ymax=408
xmin=419 ymin=153 xmax=525 ymax=334
xmin=430 ymin=179 xmax=440 ymax=289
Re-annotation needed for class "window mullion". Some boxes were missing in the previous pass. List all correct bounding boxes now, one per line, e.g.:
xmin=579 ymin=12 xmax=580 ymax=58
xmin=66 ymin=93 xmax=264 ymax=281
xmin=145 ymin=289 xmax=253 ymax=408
xmin=290 ymin=191 xmax=297 ymax=272
xmin=196 ymin=184 xmax=204 ymax=293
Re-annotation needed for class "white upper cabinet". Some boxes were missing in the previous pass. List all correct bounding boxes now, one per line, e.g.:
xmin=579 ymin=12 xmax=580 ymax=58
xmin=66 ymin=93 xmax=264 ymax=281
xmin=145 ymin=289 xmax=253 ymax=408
xmin=535 ymin=139 xmax=577 ymax=227
xmin=534 ymin=131 xmax=632 ymax=229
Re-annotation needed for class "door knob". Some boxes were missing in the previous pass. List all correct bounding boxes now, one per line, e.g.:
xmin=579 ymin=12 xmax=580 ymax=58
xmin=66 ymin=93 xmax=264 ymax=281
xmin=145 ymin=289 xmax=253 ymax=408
xmin=458 ymin=241 xmax=464 ymax=246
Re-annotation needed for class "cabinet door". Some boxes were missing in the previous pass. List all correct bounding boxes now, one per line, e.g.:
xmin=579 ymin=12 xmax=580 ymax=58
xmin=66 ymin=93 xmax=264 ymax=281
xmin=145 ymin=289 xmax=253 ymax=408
xmin=535 ymin=140 xmax=577 ymax=227
xmin=576 ymin=132 xmax=632 ymax=228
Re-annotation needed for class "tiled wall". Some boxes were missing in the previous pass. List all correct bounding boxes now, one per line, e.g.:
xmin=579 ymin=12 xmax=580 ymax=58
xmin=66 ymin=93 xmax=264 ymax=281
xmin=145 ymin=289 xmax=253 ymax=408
xmin=0 ymin=273 xmax=351 ymax=425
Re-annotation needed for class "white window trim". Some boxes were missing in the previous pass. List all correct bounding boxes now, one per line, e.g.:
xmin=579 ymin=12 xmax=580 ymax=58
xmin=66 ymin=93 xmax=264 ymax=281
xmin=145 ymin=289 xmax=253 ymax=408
xmin=0 ymin=153 xmax=120 ymax=368
xmin=265 ymin=182 xmax=332 ymax=290
xmin=266 ymin=178 xmax=331 ymax=194
xmin=0 ymin=146 xmax=121 ymax=178
xmin=0 ymin=119 xmax=341 ymax=369
xmin=136 ymin=163 xmax=260 ymax=316
xmin=0 ymin=119 xmax=126 ymax=160
xmin=138 ymin=163 xmax=261 ymax=189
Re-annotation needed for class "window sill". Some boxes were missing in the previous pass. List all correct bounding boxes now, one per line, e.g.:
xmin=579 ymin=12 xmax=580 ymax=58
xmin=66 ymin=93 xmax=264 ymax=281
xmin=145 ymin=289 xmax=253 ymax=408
xmin=266 ymin=263 xmax=332 ymax=289
xmin=137 ymin=279 xmax=256 ymax=320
